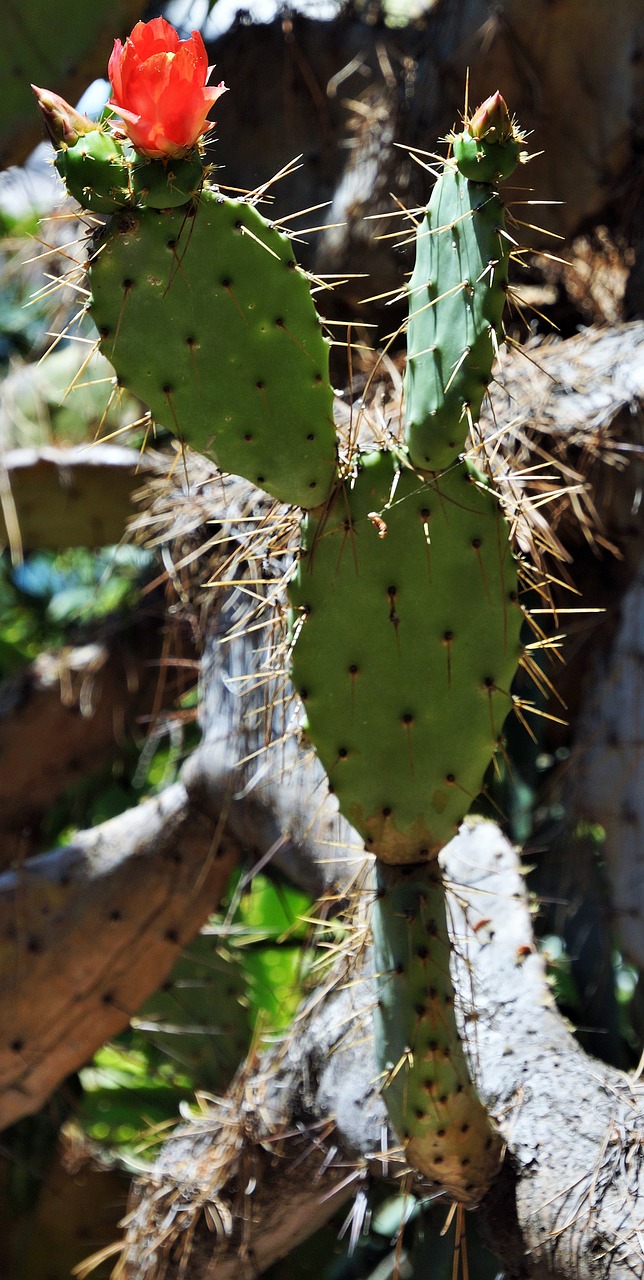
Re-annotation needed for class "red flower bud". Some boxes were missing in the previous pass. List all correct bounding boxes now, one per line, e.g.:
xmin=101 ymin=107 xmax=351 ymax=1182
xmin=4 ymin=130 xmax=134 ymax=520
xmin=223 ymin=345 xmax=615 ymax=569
xmin=32 ymin=85 xmax=94 ymax=147
xmin=468 ymin=91 xmax=512 ymax=144
xmin=108 ymin=17 xmax=227 ymax=159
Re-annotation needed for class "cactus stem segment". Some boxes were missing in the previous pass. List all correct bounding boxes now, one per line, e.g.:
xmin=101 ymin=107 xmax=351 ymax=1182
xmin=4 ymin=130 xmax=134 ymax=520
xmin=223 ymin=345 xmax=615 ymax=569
xmin=372 ymin=861 xmax=502 ymax=1203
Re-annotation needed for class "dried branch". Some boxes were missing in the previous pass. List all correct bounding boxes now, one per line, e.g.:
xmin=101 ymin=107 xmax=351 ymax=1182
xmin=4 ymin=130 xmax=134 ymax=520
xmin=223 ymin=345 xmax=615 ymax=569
xmin=0 ymin=783 xmax=239 ymax=1131
xmin=114 ymin=820 xmax=644 ymax=1280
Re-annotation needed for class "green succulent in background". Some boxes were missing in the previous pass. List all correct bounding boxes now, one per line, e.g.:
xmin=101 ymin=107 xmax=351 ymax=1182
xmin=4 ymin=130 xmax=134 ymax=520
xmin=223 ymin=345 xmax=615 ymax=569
xmin=0 ymin=0 xmax=148 ymax=167
xmin=78 ymin=871 xmax=314 ymax=1161
xmin=0 ymin=545 xmax=152 ymax=680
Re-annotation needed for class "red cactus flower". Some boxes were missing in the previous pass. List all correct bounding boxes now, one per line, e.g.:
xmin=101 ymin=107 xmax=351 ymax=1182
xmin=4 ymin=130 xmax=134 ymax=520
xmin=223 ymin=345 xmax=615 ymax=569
xmin=108 ymin=17 xmax=226 ymax=159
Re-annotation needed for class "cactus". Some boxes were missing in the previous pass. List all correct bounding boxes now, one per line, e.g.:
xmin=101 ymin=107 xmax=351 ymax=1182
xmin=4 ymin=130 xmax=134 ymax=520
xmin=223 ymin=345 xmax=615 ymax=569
xmin=289 ymin=452 xmax=522 ymax=864
xmin=87 ymin=195 xmax=337 ymax=508
xmin=372 ymin=863 xmax=502 ymax=1200
xmin=290 ymin=97 xmax=525 ymax=867
xmin=36 ymin=42 xmax=530 ymax=1205
xmin=289 ymin=96 xmax=525 ymax=1192
xmin=404 ymin=92 xmax=524 ymax=472
xmin=32 ymin=71 xmax=338 ymax=511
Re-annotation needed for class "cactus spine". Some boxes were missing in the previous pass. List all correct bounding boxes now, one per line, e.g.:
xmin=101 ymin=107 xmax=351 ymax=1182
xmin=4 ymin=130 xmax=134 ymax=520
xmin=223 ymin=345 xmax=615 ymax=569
xmin=38 ymin=58 xmax=527 ymax=1204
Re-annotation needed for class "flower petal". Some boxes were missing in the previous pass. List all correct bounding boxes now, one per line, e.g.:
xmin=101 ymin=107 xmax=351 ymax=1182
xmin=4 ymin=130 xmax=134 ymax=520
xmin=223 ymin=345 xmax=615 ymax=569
xmin=129 ymin=17 xmax=179 ymax=57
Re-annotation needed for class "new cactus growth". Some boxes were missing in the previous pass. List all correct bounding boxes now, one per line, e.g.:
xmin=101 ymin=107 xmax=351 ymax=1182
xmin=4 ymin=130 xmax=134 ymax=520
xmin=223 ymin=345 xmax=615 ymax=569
xmin=37 ymin=41 xmax=530 ymax=1205
xmin=404 ymin=92 xmax=523 ymax=471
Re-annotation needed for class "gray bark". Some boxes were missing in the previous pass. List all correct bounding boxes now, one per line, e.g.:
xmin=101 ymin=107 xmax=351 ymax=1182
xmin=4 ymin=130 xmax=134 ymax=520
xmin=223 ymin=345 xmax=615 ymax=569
xmin=115 ymin=813 xmax=644 ymax=1280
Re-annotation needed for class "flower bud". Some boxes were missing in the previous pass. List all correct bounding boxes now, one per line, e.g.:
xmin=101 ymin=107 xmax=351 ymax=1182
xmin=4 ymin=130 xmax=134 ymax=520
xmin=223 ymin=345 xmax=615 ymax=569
xmin=468 ymin=92 xmax=512 ymax=144
xmin=31 ymin=85 xmax=94 ymax=147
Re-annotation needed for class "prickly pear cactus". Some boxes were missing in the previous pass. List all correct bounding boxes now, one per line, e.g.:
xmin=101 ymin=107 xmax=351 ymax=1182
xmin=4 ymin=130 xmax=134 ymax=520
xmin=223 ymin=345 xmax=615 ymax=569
xmin=36 ymin=45 xmax=531 ymax=1208
xmin=404 ymin=92 xmax=524 ymax=472
xmin=32 ymin=73 xmax=337 ymax=511
xmin=290 ymin=452 xmax=522 ymax=863
xmin=372 ymin=863 xmax=502 ymax=1200
xmin=88 ymin=194 xmax=337 ymax=508
xmin=290 ymin=94 xmax=525 ymax=867
xmin=288 ymin=90 xmax=527 ymax=1200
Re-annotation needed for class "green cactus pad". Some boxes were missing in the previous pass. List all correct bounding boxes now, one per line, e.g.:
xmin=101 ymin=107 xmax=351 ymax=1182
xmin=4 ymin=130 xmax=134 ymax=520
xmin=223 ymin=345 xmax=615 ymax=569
xmin=56 ymin=129 xmax=132 ymax=213
xmin=88 ymin=189 xmax=337 ymax=508
xmin=130 ymin=154 xmax=204 ymax=209
xmin=289 ymin=452 xmax=522 ymax=862
xmin=404 ymin=166 xmax=514 ymax=471
xmin=452 ymin=131 xmax=521 ymax=184
xmin=372 ymin=862 xmax=502 ymax=1201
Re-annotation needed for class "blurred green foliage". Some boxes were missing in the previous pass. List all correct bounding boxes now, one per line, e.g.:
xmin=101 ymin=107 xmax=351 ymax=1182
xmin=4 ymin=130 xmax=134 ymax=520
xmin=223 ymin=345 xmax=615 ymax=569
xmin=77 ymin=870 xmax=314 ymax=1161
xmin=0 ymin=545 xmax=153 ymax=679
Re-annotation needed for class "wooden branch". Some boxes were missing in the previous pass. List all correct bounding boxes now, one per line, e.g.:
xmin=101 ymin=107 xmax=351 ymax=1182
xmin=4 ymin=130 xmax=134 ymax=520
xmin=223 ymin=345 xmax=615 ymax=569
xmin=0 ymin=783 xmax=239 ymax=1131
xmin=445 ymin=825 xmax=644 ymax=1279
xmin=113 ymin=820 xmax=644 ymax=1280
